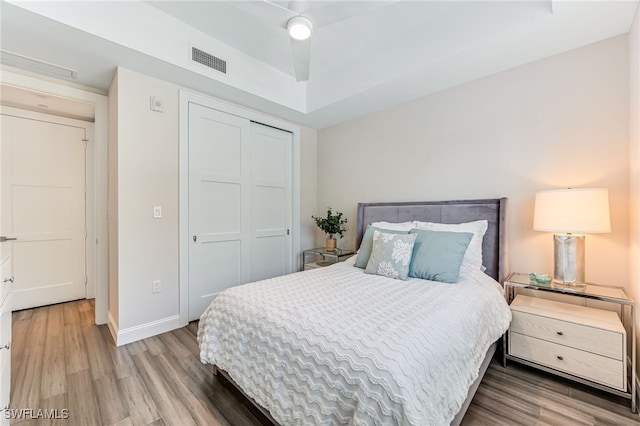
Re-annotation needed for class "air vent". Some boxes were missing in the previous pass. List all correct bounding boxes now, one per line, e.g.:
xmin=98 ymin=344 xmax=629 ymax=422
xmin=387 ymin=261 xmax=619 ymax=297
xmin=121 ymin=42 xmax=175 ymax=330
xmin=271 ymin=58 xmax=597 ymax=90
xmin=192 ymin=47 xmax=226 ymax=74
xmin=1 ymin=50 xmax=78 ymax=79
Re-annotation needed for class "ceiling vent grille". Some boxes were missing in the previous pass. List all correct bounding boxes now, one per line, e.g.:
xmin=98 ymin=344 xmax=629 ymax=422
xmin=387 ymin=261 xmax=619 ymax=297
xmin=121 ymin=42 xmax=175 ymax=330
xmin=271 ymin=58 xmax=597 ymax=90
xmin=192 ymin=47 xmax=226 ymax=74
xmin=1 ymin=50 xmax=78 ymax=79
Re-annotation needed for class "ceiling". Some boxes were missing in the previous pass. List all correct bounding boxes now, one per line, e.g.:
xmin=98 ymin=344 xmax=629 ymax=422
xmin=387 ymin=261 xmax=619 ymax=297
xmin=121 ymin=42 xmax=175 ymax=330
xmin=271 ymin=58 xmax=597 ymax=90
xmin=1 ymin=1 xmax=638 ymax=129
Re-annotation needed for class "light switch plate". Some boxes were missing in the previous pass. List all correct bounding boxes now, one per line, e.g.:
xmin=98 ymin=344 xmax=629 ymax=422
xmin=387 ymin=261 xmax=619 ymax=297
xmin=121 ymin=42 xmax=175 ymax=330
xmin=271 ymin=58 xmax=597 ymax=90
xmin=153 ymin=206 xmax=162 ymax=218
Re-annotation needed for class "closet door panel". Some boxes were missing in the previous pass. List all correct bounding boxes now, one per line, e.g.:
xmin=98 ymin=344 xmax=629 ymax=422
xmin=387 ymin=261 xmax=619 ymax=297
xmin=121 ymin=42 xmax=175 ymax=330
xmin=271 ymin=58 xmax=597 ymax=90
xmin=188 ymin=104 xmax=249 ymax=321
xmin=249 ymin=123 xmax=292 ymax=282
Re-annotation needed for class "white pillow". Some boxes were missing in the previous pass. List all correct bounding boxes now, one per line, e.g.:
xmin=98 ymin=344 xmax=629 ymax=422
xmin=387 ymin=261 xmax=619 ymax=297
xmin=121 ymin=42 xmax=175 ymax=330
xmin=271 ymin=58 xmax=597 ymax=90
xmin=342 ymin=254 xmax=358 ymax=266
xmin=414 ymin=220 xmax=488 ymax=275
xmin=370 ymin=221 xmax=418 ymax=231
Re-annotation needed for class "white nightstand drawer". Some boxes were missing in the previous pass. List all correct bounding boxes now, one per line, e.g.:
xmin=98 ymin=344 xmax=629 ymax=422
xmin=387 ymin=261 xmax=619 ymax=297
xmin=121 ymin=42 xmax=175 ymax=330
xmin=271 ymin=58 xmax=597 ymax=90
xmin=510 ymin=332 xmax=625 ymax=391
xmin=511 ymin=310 xmax=623 ymax=360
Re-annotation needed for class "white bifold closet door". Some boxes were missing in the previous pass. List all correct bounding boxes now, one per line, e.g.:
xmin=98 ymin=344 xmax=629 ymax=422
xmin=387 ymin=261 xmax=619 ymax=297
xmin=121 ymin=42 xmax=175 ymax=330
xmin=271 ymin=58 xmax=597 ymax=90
xmin=249 ymin=122 xmax=292 ymax=282
xmin=188 ymin=103 xmax=292 ymax=321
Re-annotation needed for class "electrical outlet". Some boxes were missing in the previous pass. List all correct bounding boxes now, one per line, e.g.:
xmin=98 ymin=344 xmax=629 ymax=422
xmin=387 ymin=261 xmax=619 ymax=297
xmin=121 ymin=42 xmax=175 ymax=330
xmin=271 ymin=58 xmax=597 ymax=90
xmin=152 ymin=280 xmax=161 ymax=293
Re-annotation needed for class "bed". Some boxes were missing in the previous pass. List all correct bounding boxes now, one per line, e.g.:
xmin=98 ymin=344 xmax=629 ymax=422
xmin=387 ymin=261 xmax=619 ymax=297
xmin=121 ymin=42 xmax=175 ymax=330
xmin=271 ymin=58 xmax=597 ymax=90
xmin=198 ymin=198 xmax=511 ymax=425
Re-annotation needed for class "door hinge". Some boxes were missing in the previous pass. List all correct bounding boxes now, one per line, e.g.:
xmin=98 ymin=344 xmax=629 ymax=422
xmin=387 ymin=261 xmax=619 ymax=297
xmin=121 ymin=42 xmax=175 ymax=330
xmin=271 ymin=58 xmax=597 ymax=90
xmin=84 ymin=276 xmax=88 ymax=285
xmin=287 ymin=229 xmax=290 ymax=235
xmin=85 ymin=229 xmax=88 ymax=239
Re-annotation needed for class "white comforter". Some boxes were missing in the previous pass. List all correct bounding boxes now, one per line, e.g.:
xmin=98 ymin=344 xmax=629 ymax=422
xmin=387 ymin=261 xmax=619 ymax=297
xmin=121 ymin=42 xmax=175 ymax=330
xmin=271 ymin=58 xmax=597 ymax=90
xmin=197 ymin=259 xmax=511 ymax=426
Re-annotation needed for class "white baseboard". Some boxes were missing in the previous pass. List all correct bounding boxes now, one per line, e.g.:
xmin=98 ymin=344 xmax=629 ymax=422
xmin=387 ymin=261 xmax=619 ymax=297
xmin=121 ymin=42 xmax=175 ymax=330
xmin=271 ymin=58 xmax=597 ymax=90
xmin=109 ymin=314 xmax=181 ymax=346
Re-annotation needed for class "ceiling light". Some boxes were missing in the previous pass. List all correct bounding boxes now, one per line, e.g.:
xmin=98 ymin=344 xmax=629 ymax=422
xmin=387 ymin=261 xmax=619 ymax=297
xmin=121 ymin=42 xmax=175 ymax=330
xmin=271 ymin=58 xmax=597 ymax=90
xmin=287 ymin=16 xmax=313 ymax=41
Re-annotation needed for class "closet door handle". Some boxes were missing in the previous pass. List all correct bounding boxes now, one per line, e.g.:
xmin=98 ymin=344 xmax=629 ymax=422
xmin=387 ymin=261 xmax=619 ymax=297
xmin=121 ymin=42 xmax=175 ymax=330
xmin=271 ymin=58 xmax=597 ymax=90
xmin=3 ymin=276 xmax=13 ymax=284
xmin=0 ymin=236 xmax=16 ymax=242
xmin=0 ymin=341 xmax=10 ymax=350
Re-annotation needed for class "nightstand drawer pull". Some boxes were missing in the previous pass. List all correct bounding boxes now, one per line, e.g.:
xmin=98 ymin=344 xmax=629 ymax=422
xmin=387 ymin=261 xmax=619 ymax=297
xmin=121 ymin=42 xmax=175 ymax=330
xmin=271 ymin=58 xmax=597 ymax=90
xmin=556 ymin=331 xmax=563 ymax=336
xmin=557 ymin=355 xmax=563 ymax=361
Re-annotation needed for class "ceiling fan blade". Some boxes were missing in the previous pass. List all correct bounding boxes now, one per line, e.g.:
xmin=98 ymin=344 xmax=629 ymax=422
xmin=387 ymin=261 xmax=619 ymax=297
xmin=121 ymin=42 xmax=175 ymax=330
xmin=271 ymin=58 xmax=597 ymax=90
xmin=287 ymin=0 xmax=311 ymax=15
xmin=290 ymin=38 xmax=311 ymax=82
xmin=234 ymin=1 xmax=297 ymax=27
xmin=310 ymin=1 xmax=399 ymax=28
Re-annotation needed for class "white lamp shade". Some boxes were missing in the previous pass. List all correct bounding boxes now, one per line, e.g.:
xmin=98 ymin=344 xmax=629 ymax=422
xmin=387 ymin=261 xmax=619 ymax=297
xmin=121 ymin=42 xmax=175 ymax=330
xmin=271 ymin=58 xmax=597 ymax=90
xmin=533 ymin=188 xmax=611 ymax=234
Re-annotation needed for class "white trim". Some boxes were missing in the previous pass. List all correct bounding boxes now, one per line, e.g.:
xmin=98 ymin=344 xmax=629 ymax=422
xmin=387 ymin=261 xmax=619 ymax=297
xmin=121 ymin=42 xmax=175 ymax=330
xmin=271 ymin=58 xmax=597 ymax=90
xmin=178 ymin=93 xmax=189 ymax=328
xmin=112 ymin=314 xmax=181 ymax=347
xmin=178 ymin=90 xmax=301 ymax=327
xmin=1 ymin=70 xmax=109 ymax=325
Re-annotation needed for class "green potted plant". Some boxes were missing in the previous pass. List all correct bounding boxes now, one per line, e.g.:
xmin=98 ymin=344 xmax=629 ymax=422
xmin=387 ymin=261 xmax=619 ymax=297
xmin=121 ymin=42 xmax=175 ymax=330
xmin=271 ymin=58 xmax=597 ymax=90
xmin=312 ymin=207 xmax=347 ymax=252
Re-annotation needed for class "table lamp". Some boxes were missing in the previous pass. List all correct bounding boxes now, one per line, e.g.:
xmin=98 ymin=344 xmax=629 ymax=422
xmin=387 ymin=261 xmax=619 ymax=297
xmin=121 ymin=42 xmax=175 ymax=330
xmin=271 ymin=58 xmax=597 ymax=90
xmin=533 ymin=188 xmax=611 ymax=284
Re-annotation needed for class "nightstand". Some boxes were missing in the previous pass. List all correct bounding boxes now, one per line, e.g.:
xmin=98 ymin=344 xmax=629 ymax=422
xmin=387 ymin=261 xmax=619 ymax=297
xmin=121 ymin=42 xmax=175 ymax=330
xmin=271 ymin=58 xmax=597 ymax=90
xmin=302 ymin=247 xmax=354 ymax=271
xmin=503 ymin=272 xmax=636 ymax=412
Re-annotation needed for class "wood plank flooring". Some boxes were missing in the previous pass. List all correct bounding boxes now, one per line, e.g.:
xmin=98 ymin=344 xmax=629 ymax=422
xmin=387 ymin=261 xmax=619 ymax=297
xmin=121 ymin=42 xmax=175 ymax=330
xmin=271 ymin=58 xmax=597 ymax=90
xmin=10 ymin=300 xmax=640 ymax=425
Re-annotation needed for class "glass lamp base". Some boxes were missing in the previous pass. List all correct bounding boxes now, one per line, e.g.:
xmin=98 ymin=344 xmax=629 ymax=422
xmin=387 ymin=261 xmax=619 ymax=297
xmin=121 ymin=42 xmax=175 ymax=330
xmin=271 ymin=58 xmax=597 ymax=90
xmin=553 ymin=234 xmax=585 ymax=285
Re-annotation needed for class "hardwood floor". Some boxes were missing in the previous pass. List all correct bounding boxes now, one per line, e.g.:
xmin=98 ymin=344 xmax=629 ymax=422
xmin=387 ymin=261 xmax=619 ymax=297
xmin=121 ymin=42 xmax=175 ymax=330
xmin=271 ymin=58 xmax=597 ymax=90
xmin=10 ymin=300 xmax=640 ymax=425
xmin=10 ymin=300 xmax=267 ymax=426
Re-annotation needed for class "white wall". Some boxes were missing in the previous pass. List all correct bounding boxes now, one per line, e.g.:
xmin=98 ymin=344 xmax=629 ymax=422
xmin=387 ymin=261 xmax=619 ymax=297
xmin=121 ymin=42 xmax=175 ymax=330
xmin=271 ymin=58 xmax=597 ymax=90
xmin=628 ymin=4 xmax=640 ymax=372
xmin=109 ymin=67 xmax=318 ymax=343
xmin=108 ymin=72 xmax=119 ymax=327
xmin=300 ymin=126 xmax=318 ymax=257
xmin=113 ymin=68 xmax=180 ymax=333
xmin=317 ymin=35 xmax=629 ymax=288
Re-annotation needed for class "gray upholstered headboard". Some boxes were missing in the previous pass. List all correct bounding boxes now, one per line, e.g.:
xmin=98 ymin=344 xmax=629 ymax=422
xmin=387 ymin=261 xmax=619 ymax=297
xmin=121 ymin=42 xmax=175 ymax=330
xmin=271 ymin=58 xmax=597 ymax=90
xmin=355 ymin=198 xmax=508 ymax=283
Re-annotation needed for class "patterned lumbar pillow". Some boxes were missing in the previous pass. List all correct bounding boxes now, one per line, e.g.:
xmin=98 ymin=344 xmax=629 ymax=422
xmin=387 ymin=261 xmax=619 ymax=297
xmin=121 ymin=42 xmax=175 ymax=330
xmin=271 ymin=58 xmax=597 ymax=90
xmin=364 ymin=230 xmax=417 ymax=280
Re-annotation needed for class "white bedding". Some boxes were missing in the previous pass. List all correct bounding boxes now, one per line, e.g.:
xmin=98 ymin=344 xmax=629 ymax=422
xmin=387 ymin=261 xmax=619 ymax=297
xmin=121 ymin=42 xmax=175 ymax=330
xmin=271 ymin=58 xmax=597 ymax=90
xmin=197 ymin=259 xmax=511 ymax=426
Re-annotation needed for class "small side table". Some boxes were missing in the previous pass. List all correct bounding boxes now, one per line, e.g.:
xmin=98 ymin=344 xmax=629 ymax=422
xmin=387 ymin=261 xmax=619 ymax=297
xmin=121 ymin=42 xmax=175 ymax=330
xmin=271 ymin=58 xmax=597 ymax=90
xmin=503 ymin=272 xmax=636 ymax=413
xmin=302 ymin=247 xmax=354 ymax=271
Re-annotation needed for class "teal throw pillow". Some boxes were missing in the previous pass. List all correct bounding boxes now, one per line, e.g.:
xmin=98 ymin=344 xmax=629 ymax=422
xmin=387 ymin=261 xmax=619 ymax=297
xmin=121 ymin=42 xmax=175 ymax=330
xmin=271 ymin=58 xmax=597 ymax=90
xmin=364 ymin=231 xmax=417 ymax=280
xmin=408 ymin=229 xmax=473 ymax=283
xmin=355 ymin=226 xmax=409 ymax=269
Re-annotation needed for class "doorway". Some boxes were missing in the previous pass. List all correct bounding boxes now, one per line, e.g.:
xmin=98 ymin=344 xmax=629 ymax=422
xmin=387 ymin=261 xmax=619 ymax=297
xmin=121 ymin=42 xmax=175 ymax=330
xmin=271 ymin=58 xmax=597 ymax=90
xmin=0 ymin=73 xmax=108 ymax=326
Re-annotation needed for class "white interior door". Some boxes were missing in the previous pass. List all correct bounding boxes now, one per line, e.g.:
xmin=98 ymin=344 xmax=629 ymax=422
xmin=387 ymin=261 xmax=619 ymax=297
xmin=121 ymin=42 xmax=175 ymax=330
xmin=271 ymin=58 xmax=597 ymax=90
xmin=0 ymin=120 xmax=12 ymax=423
xmin=249 ymin=122 xmax=292 ymax=281
xmin=1 ymin=113 xmax=87 ymax=311
xmin=188 ymin=104 xmax=250 ymax=321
